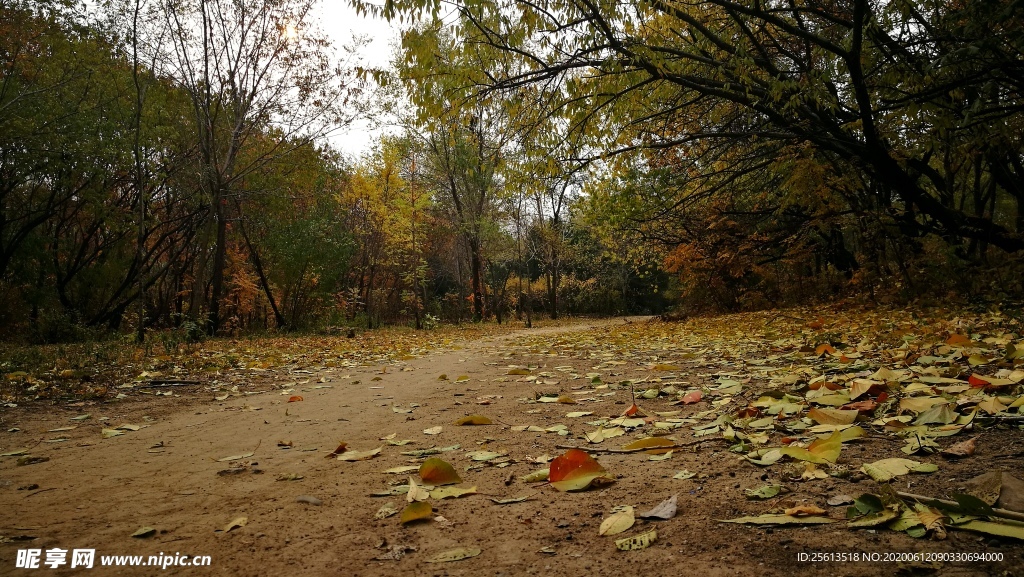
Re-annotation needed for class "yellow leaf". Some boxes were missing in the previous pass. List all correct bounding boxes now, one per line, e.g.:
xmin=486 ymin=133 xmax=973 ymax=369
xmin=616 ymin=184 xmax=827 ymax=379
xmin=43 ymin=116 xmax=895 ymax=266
xmin=455 ymin=415 xmax=492 ymax=425
xmin=614 ymin=529 xmax=657 ymax=550
xmin=336 ymin=446 xmax=382 ymax=461
xmin=620 ymin=437 xmax=675 ymax=454
xmin=429 ymin=486 xmax=478 ymax=499
xmin=807 ymin=407 xmax=858 ymax=425
xmin=419 ymin=458 xmax=462 ymax=485
xmin=220 ymin=516 xmax=247 ymax=533
xmin=400 ymin=501 xmax=433 ymax=524
xmin=599 ymin=506 xmax=635 ymax=536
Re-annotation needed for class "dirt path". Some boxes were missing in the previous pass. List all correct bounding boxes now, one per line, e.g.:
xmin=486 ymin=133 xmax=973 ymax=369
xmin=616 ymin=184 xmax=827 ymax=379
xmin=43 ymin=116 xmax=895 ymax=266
xmin=1 ymin=316 xmax=1021 ymax=576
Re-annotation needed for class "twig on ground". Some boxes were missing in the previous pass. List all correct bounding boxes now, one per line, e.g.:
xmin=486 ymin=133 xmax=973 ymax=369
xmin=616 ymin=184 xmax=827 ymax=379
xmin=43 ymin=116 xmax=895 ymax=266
xmin=896 ymin=491 xmax=1024 ymax=524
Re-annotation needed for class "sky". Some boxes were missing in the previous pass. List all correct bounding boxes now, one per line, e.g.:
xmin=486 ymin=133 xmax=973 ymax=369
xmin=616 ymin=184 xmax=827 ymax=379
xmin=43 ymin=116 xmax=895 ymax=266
xmin=313 ymin=2 xmax=401 ymax=157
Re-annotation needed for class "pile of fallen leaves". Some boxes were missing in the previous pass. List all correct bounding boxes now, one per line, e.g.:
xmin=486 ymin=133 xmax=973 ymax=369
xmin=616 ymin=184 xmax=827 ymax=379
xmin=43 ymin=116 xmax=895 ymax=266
xmin=487 ymin=305 xmax=1024 ymax=541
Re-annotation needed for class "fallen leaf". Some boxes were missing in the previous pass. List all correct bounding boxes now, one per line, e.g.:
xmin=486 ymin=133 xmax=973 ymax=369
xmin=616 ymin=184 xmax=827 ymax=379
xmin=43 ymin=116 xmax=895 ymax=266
xmin=721 ymin=514 xmax=833 ymax=525
xmin=455 ymin=415 xmax=492 ymax=425
xmin=614 ymin=529 xmax=657 ymax=551
xmin=946 ymin=334 xmax=971 ymax=346
xmin=950 ymin=519 xmax=1024 ymax=541
xmin=680 ymin=390 xmax=702 ymax=404
xmin=621 ymin=403 xmax=647 ymax=417
xmin=599 ymin=506 xmax=635 ymax=536
xmin=784 ymin=504 xmax=827 ymax=516
xmin=620 ymin=437 xmax=675 ymax=454
xmin=375 ymin=503 xmax=399 ymax=520
xmin=131 ymin=527 xmax=156 ymax=538
xmin=807 ymin=407 xmax=858 ymax=426
xmin=288 ymin=396 xmax=303 ymax=402
xmin=827 ymin=495 xmax=854 ymax=506
xmin=638 ymin=495 xmax=678 ymax=520
xmin=400 ymin=501 xmax=433 ymax=524
xmin=466 ymin=451 xmax=504 ymax=461
xmin=374 ymin=544 xmax=416 ymax=561
xmin=860 ymin=458 xmax=938 ymax=482
xmin=673 ymin=470 xmax=696 ymax=480
xmin=937 ymin=436 xmax=978 ymax=459
xmin=419 ymin=458 xmax=462 ymax=485
xmin=326 ymin=442 xmax=348 ymax=457
xmin=548 ymin=448 xmax=614 ymax=492
xmin=102 ymin=428 xmax=124 ymax=438
xmin=216 ymin=448 xmax=256 ymax=462
xmin=779 ymin=430 xmax=842 ymax=464
xmin=423 ymin=426 xmax=443 ymax=435
xmin=406 ymin=477 xmax=430 ymax=502
xmin=430 ymin=486 xmax=478 ymax=500
xmin=746 ymin=484 xmax=784 ymax=500
xmin=220 ymin=517 xmax=247 ymax=533
xmin=335 ymin=446 xmax=382 ymax=461
xmin=521 ymin=468 xmax=550 ymax=483
xmin=491 ymin=496 xmax=532 ymax=504
xmin=585 ymin=426 xmax=624 ymax=444
xmin=426 ymin=547 xmax=481 ymax=562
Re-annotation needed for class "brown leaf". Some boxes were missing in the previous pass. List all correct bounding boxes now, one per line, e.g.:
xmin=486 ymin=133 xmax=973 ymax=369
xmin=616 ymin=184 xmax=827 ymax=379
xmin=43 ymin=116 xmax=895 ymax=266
xmin=941 ymin=436 xmax=978 ymax=459
xmin=784 ymin=504 xmax=827 ymax=516
xmin=325 ymin=442 xmax=348 ymax=458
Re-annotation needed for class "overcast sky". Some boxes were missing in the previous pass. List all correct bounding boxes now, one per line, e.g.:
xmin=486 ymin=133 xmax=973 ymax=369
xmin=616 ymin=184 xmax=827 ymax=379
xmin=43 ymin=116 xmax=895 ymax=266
xmin=314 ymin=2 xmax=401 ymax=157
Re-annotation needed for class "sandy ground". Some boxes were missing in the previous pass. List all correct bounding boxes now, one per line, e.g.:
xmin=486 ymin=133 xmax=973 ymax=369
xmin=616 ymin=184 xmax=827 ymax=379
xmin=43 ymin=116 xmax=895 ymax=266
xmin=1 ymin=317 xmax=1023 ymax=576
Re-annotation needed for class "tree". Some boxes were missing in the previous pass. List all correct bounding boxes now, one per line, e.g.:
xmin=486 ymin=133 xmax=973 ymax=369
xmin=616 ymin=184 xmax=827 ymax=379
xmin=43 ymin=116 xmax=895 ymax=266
xmin=364 ymin=0 xmax=1024 ymax=258
xmin=151 ymin=0 xmax=355 ymax=333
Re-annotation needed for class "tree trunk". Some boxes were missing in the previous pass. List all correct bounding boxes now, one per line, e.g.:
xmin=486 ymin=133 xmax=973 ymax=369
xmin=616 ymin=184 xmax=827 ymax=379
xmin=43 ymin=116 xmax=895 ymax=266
xmin=469 ymin=237 xmax=484 ymax=322
xmin=207 ymin=194 xmax=227 ymax=335
xmin=239 ymin=218 xmax=286 ymax=329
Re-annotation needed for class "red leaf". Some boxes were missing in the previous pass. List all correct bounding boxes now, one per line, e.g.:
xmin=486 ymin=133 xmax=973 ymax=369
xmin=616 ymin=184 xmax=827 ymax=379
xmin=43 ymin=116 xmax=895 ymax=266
xmin=841 ymin=400 xmax=878 ymax=413
xmin=681 ymin=390 xmax=702 ymax=404
xmin=288 ymin=395 xmax=303 ymax=402
xmin=621 ymin=403 xmax=646 ymax=417
xmin=876 ymin=391 xmax=888 ymax=404
xmin=549 ymin=449 xmax=604 ymax=483
xmin=968 ymin=374 xmax=989 ymax=388
xmin=736 ymin=406 xmax=761 ymax=418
